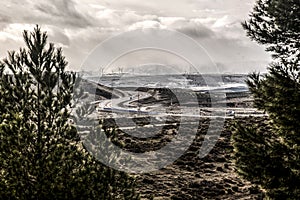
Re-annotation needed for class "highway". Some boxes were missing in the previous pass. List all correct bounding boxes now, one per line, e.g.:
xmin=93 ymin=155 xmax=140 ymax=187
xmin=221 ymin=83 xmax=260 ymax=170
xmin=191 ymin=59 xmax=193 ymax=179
xmin=92 ymin=89 xmax=267 ymax=118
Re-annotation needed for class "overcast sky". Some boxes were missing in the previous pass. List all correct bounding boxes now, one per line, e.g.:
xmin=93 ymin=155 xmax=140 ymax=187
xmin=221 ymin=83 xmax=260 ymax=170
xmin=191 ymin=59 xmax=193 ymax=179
xmin=0 ymin=0 xmax=272 ymax=73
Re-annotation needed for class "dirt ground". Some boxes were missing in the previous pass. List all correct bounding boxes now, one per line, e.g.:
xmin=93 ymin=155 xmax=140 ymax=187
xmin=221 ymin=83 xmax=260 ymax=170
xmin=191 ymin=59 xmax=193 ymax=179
xmin=126 ymin=117 xmax=266 ymax=200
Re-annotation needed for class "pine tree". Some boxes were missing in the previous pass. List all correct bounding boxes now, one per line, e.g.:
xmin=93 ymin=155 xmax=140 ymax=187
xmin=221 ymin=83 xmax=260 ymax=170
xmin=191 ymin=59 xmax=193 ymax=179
xmin=242 ymin=0 xmax=300 ymax=65
xmin=232 ymin=0 xmax=300 ymax=199
xmin=0 ymin=25 xmax=139 ymax=199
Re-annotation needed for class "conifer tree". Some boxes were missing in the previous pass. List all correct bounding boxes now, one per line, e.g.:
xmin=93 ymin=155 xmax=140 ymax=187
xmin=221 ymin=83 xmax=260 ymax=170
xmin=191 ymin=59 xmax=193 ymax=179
xmin=0 ymin=25 xmax=139 ymax=199
xmin=232 ymin=0 xmax=300 ymax=199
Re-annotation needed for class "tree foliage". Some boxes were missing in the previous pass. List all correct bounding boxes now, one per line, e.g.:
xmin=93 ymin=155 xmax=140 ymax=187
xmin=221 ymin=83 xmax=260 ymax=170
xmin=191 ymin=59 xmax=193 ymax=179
xmin=0 ymin=25 xmax=139 ymax=199
xmin=242 ymin=0 xmax=300 ymax=64
xmin=232 ymin=0 xmax=300 ymax=199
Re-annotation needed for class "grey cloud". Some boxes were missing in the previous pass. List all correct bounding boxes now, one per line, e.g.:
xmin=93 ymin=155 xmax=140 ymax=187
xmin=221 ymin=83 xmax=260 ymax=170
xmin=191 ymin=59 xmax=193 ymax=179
xmin=102 ymin=0 xmax=201 ymax=17
xmin=102 ymin=0 xmax=255 ymax=18
xmin=125 ymin=16 xmax=215 ymax=39
xmin=0 ymin=15 xmax=11 ymax=31
xmin=0 ymin=0 xmax=271 ymax=73
xmin=0 ymin=15 xmax=11 ymax=23
xmin=172 ymin=21 xmax=215 ymax=38
xmin=34 ymin=0 xmax=92 ymax=28
xmin=47 ymin=27 xmax=70 ymax=46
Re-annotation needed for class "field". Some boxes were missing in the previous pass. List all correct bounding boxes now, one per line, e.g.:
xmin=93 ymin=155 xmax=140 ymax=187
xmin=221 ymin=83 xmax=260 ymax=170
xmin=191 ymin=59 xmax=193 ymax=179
xmin=77 ymin=75 xmax=267 ymax=199
xmin=133 ymin=117 xmax=266 ymax=200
